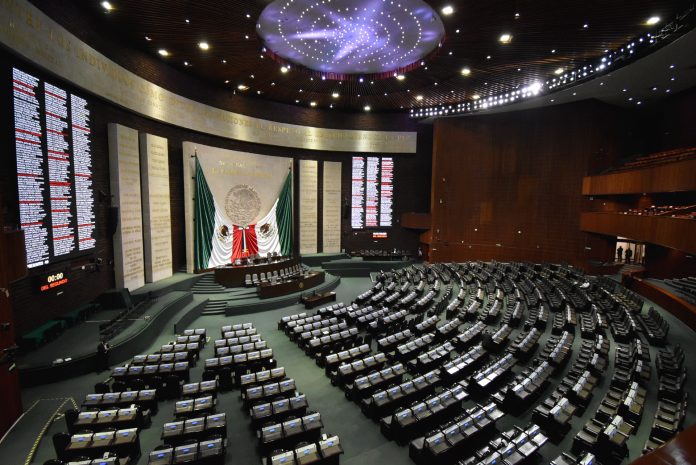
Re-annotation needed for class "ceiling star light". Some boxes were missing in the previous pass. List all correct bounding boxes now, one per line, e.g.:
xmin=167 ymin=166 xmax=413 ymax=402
xmin=198 ymin=41 xmax=210 ymax=50
xmin=158 ymin=49 xmax=170 ymax=57
xmin=441 ymin=5 xmax=454 ymax=16
xmin=645 ymin=16 xmax=661 ymax=26
xmin=257 ymin=0 xmax=445 ymax=78
xmin=499 ymin=33 xmax=512 ymax=44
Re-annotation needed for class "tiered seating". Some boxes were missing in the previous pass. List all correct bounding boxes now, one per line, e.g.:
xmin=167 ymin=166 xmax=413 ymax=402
xmin=408 ymin=402 xmax=505 ymax=464
xmin=609 ymin=146 xmax=696 ymax=172
xmin=458 ymin=424 xmax=548 ymax=465
xmin=637 ymin=307 xmax=670 ymax=345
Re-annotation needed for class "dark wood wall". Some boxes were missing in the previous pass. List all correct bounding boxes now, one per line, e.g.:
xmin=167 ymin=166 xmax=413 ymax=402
xmin=0 ymin=44 xmax=431 ymax=335
xmin=429 ymin=100 xmax=639 ymax=266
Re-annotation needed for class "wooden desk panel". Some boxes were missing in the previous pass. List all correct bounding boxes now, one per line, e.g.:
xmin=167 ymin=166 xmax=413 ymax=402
xmin=259 ymin=272 xmax=325 ymax=299
xmin=214 ymin=257 xmax=299 ymax=288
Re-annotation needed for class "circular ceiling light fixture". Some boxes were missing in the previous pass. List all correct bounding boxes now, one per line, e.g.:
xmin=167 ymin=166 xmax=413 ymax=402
xmin=257 ymin=0 xmax=445 ymax=80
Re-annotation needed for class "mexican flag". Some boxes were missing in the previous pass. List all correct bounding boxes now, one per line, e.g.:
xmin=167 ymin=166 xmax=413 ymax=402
xmin=194 ymin=158 xmax=292 ymax=270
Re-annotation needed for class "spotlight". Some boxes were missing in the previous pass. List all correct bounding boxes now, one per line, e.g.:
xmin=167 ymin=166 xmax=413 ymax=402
xmin=645 ymin=16 xmax=661 ymax=26
xmin=198 ymin=41 xmax=209 ymax=50
xmin=332 ymin=92 xmax=340 ymax=98
xmin=460 ymin=67 xmax=471 ymax=76
xmin=396 ymin=74 xmax=406 ymax=81
xmin=101 ymin=1 xmax=113 ymax=11
xmin=441 ymin=5 xmax=454 ymax=16
xmin=364 ymin=105 xmax=371 ymax=111
xmin=158 ymin=49 xmax=170 ymax=57
xmin=499 ymin=33 xmax=512 ymax=44
xmin=310 ymin=101 xmax=317 ymax=107
xmin=416 ymin=95 xmax=424 ymax=101
xmin=554 ymin=67 xmax=564 ymax=75
xmin=237 ymin=84 xmax=249 ymax=91
xmin=280 ymin=66 xmax=289 ymax=74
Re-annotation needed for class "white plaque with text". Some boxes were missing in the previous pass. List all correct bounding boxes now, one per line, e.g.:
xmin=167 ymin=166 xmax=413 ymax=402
xmin=108 ymin=124 xmax=144 ymax=291
xmin=322 ymin=162 xmax=342 ymax=253
xmin=299 ymin=160 xmax=318 ymax=254
xmin=139 ymin=133 xmax=173 ymax=283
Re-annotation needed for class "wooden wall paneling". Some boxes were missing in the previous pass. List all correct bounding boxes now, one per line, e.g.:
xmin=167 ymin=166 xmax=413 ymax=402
xmin=580 ymin=212 xmax=696 ymax=255
xmin=430 ymin=100 xmax=633 ymax=266
xmin=582 ymin=158 xmax=696 ymax=195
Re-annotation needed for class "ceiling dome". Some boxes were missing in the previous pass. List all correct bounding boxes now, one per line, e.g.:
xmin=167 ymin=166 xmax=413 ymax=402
xmin=257 ymin=0 xmax=445 ymax=79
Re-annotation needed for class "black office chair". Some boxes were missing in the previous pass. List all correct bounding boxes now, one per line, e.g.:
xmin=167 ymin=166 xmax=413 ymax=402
xmin=165 ymin=374 xmax=182 ymax=399
xmin=129 ymin=378 xmax=145 ymax=391
xmin=52 ymin=432 xmax=71 ymax=461
xmin=149 ymin=375 xmax=164 ymax=393
xmin=202 ymin=370 xmax=217 ymax=382
xmin=94 ymin=382 xmax=110 ymax=394
xmin=111 ymin=380 xmax=127 ymax=392
xmin=219 ymin=367 xmax=233 ymax=390
xmin=64 ymin=409 xmax=78 ymax=430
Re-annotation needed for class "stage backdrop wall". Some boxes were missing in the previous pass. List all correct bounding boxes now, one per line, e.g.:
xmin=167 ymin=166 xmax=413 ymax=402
xmin=183 ymin=142 xmax=293 ymax=271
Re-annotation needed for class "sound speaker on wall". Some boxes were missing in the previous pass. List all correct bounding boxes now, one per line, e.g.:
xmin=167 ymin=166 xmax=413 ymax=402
xmin=108 ymin=206 xmax=119 ymax=236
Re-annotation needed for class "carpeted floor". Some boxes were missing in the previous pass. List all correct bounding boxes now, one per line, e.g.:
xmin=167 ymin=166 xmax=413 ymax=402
xmin=4 ymin=273 xmax=695 ymax=465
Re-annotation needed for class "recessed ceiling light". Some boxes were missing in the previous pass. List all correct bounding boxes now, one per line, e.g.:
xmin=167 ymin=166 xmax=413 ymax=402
xmin=416 ymin=95 xmax=424 ymax=101
xmin=221 ymin=59 xmax=227 ymax=64
xmin=514 ymin=12 xmax=520 ymax=19
xmin=224 ymin=80 xmax=229 ymax=84
xmin=183 ymin=61 xmax=189 ymax=66
xmin=461 ymin=67 xmax=471 ymax=76
xmin=554 ymin=67 xmax=564 ymax=75
xmin=145 ymin=36 xmax=152 ymax=41
xmin=583 ymin=23 xmax=589 ymax=28
xmin=396 ymin=74 xmax=405 ymax=81
xmin=364 ymin=105 xmax=371 ymax=111
xmin=237 ymin=84 xmax=248 ymax=91
xmin=310 ymin=101 xmax=317 ymax=107
xmin=101 ymin=1 xmax=113 ymax=11
xmin=499 ymin=33 xmax=512 ymax=44
xmin=332 ymin=92 xmax=339 ymax=98
xmin=551 ymin=49 xmax=556 ymax=53
xmin=441 ymin=5 xmax=454 ymax=16
xmin=185 ymin=18 xmax=190 ymax=24
xmin=280 ymin=66 xmax=289 ymax=74
xmin=198 ymin=41 xmax=209 ymax=50
xmin=158 ymin=49 xmax=170 ymax=57
xmin=645 ymin=16 xmax=661 ymax=26
xmin=246 ymin=13 xmax=251 ymax=19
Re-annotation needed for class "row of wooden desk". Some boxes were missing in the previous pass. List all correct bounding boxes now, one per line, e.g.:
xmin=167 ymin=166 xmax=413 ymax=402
xmin=213 ymin=257 xmax=299 ymax=287
xmin=259 ymin=272 xmax=326 ymax=299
